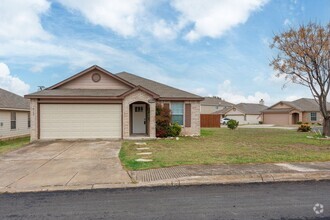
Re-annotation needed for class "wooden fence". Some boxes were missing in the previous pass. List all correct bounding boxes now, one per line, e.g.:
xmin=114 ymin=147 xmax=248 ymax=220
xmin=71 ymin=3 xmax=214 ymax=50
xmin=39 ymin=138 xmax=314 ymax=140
xmin=200 ymin=114 xmax=221 ymax=128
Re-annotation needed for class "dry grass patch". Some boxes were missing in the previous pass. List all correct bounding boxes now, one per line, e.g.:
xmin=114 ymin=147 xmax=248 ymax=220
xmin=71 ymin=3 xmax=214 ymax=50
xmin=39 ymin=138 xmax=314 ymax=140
xmin=0 ymin=136 xmax=30 ymax=154
xmin=119 ymin=128 xmax=330 ymax=170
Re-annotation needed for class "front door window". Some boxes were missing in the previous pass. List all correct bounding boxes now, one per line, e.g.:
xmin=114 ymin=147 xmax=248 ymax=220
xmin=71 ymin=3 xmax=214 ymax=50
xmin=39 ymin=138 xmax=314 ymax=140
xmin=132 ymin=104 xmax=146 ymax=134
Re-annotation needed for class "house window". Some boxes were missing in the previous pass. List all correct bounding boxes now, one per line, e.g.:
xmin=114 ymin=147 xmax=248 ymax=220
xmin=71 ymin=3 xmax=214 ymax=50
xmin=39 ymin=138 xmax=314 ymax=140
xmin=310 ymin=112 xmax=317 ymax=121
xmin=171 ymin=102 xmax=184 ymax=125
xmin=11 ymin=112 xmax=16 ymax=130
xmin=28 ymin=113 xmax=31 ymax=128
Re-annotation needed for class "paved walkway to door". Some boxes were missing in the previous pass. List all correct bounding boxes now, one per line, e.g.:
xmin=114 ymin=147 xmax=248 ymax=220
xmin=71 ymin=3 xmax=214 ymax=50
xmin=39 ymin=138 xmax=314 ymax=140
xmin=0 ymin=141 xmax=132 ymax=192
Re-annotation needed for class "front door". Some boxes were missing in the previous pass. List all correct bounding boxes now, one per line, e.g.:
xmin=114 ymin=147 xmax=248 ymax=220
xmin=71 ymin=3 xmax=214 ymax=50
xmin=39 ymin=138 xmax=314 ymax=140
xmin=132 ymin=104 xmax=146 ymax=134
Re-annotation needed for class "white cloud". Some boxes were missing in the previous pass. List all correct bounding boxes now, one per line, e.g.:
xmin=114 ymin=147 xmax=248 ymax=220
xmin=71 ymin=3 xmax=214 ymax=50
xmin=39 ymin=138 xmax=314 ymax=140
xmin=190 ymin=87 xmax=209 ymax=96
xmin=57 ymin=0 xmax=147 ymax=37
xmin=171 ymin=0 xmax=268 ymax=41
xmin=217 ymin=79 xmax=270 ymax=104
xmin=0 ymin=0 xmax=51 ymax=41
xmin=0 ymin=63 xmax=30 ymax=96
xmin=152 ymin=19 xmax=177 ymax=40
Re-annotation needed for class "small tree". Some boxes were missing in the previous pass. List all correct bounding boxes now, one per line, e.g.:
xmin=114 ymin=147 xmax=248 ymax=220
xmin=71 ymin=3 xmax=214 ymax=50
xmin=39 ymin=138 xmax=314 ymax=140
xmin=270 ymin=23 xmax=330 ymax=136
xmin=156 ymin=104 xmax=171 ymax=137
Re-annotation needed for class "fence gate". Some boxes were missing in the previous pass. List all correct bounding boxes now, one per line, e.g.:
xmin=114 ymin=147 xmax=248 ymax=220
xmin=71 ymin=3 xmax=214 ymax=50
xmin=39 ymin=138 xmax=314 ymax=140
xmin=200 ymin=114 xmax=221 ymax=128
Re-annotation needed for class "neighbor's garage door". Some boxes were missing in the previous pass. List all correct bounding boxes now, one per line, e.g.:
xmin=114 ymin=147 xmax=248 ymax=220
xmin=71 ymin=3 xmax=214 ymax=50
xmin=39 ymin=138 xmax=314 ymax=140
xmin=40 ymin=104 xmax=121 ymax=139
xmin=227 ymin=115 xmax=245 ymax=125
xmin=263 ymin=113 xmax=289 ymax=125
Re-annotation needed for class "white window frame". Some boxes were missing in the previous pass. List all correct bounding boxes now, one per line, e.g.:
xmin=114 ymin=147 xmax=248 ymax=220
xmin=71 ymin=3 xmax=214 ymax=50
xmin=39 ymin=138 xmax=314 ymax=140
xmin=170 ymin=102 xmax=184 ymax=126
xmin=310 ymin=112 xmax=317 ymax=121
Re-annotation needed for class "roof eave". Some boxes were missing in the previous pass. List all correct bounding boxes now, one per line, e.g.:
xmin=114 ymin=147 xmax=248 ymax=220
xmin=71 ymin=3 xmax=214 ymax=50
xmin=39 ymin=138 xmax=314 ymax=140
xmin=24 ymin=95 xmax=124 ymax=100
xmin=158 ymin=97 xmax=204 ymax=101
xmin=0 ymin=107 xmax=29 ymax=111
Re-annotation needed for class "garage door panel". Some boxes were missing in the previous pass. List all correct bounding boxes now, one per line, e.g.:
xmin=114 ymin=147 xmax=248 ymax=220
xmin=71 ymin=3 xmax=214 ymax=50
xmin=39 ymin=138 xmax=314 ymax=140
xmin=263 ymin=113 xmax=289 ymax=125
xmin=40 ymin=104 xmax=121 ymax=139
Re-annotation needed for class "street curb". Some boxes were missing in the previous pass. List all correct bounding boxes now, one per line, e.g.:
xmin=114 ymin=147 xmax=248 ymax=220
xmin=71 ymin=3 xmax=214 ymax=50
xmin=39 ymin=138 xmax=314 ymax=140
xmin=1 ymin=171 xmax=330 ymax=194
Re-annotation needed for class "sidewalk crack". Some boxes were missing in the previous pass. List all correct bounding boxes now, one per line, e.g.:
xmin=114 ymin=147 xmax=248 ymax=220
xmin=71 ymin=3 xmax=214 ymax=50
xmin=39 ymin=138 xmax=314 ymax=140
xmin=66 ymin=172 xmax=79 ymax=186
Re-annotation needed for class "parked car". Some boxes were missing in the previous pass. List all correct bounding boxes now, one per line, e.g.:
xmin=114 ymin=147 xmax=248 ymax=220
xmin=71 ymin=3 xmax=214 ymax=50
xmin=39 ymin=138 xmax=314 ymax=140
xmin=221 ymin=117 xmax=231 ymax=125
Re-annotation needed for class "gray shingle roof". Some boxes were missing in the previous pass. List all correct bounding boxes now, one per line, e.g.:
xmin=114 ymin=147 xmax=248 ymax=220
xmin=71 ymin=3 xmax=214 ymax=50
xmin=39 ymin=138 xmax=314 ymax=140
xmin=26 ymin=89 xmax=129 ymax=97
xmin=213 ymin=106 xmax=232 ymax=114
xmin=25 ymin=67 xmax=202 ymax=100
xmin=116 ymin=72 xmax=202 ymax=99
xmin=235 ymin=103 xmax=268 ymax=114
xmin=264 ymin=98 xmax=330 ymax=112
xmin=0 ymin=88 xmax=29 ymax=110
xmin=213 ymin=103 xmax=267 ymax=115
xmin=201 ymin=97 xmax=234 ymax=106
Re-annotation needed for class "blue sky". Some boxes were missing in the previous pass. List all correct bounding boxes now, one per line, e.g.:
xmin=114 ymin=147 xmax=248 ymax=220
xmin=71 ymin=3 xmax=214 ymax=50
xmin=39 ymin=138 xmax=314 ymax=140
xmin=0 ymin=0 xmax=329 ymax=105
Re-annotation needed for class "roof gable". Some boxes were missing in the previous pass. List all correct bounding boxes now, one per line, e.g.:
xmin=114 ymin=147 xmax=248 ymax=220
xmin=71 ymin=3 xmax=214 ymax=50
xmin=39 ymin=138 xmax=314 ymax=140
xmin=48 ymin=65 xmax=135 ymax=90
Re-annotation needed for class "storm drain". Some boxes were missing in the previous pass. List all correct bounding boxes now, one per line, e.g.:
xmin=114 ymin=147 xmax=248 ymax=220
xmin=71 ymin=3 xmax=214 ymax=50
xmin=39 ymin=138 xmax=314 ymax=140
xmin=129 ymin=166 xmax=195 ymax=182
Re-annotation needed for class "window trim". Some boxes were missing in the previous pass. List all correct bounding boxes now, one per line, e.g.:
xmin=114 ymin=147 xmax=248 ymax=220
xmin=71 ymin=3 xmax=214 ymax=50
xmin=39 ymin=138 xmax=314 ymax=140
xmin=10 ymin=111 xmax=16 ymax=130
xmin=170 ymin=102 xmax=184 ymax=126
xmin=310 ymin=112 xmax=317 ymax=121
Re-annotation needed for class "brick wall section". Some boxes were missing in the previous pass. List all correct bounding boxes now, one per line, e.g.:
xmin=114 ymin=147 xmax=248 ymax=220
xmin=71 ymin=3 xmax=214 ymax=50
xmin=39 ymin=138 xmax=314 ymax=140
xmin=123 ymin=90 xmax=156 ymax=139
xmin=30 ymin=99 xmax=38 ymax=141
xmin=158 ymin=100 xmax=201 ymax=136
xmin=181 ymin=101 xmax=200 ymax=136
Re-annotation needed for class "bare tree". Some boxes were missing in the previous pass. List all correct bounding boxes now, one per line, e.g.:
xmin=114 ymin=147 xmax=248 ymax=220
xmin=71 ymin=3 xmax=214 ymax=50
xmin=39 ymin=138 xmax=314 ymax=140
xmin=270 ymin=22 xmax=330 ymax=136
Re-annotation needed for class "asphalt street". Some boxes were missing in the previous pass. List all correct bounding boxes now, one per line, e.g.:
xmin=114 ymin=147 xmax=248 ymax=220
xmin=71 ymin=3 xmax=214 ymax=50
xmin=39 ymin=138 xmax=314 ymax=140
xmin=0 ymin=181 xmax=329 ymax=220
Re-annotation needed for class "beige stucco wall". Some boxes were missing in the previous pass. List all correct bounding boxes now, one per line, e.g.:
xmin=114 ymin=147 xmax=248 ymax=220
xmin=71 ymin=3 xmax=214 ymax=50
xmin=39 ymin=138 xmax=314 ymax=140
xmin=0 ymin=110 xmax=30 ymax=140
xmin=123 ymin=90 xmax=156 ymax=139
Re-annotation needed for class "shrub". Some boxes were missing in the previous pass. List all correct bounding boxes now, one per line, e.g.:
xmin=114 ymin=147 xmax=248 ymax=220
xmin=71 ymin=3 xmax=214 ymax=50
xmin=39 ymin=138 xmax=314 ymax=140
xmin=297 ymin=123 xmax=311 ymax=132
xmin=259 ymin=121 xmax=263 ymax=124
xmin=227 ymin=119 xmax=239 ymax=130
xmin=297 ymin=121 xmax=302 ymax=125
xmin=168 ymin=123 xmax=182 ymax=137
xmin=156 ymin=104 xmax=171 ymax=138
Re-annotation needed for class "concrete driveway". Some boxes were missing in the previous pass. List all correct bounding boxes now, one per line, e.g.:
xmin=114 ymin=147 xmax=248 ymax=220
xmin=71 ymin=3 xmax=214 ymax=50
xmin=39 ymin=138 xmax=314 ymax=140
xmin=0 ymin=141 xmax=132 ymax=192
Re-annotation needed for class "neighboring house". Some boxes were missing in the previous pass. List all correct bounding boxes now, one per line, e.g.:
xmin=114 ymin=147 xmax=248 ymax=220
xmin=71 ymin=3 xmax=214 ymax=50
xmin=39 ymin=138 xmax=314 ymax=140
xmin=262 ymin=98 xmax=330 ymax=125
xmin=0 ymin=88 xmax=30 ymax=140
xmin=215 ymin=100 xmax=267 ymax=125
xmin=200 ymin=97 xmax=233 ymax=114
xmin=25 ymin=65 xmax=203 ymax=141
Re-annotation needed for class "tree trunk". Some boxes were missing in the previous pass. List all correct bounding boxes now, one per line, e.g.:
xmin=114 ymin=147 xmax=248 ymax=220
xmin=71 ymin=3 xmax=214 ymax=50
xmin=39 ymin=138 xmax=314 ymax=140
xmin=323 ymin=117 xmax=330 ymax=137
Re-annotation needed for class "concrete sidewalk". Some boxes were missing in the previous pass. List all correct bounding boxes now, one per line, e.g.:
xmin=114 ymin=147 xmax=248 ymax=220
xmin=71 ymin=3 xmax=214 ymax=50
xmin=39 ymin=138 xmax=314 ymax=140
xmin=127 ymin=162 xmax=330 ymax=187
xmin=1 ymin=160 xmax=330 ymax=193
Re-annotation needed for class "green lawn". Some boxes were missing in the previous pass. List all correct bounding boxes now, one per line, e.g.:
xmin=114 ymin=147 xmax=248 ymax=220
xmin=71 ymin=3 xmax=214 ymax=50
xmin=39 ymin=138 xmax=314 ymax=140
xmin=0 ymin=136 xmax=30 ymax=154
xmin=120 ymin=128 xmax=330 ymax=170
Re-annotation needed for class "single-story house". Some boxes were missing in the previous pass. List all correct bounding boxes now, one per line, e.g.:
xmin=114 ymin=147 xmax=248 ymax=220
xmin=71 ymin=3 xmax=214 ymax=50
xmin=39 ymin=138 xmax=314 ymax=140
xmin=200 ymin=96 xmax=233 ymax=114
xmin=262 ymin=98 xmax=330 ymax=125
xmin=0 ymin=88 xmax=30 ymax=140
xmin=214 ymin=101 xmax=267 ymax=125
xmin=25 ymin=65 xmax=203 ymax=141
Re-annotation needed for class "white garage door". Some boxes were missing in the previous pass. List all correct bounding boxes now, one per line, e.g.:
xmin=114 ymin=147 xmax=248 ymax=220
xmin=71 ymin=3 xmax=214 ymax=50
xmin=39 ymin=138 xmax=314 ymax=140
xmin=40 ymin=104 xmax=121 ymax=139
xmin=227 ymin=115 xmax=245 ymax=125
